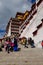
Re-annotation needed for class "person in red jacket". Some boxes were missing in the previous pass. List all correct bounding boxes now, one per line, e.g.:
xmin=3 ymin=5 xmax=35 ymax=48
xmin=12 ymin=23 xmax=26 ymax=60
xmin=41 ymin=40 xmax=43 ymax=48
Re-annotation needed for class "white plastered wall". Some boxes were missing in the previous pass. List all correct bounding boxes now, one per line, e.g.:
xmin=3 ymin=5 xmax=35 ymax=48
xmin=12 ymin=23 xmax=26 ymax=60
xmin=20 ymin=1 xmax=43 ymax=48
xmin=7 ymin=22 xmax=11 ymax=37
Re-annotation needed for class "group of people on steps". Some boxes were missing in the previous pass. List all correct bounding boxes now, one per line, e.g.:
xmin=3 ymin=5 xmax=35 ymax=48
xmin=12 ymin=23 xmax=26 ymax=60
xmin=0 ymin=36 xmax=43 ymax=53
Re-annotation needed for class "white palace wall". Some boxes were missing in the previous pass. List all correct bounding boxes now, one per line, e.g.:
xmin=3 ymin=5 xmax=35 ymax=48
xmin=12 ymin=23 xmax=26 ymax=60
xmin=20 ymin=1 xmax=43 ymax=48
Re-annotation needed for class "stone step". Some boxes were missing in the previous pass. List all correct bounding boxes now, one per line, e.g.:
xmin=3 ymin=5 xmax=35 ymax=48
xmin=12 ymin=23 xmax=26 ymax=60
xmin=0 ymin=44 xmax=43 ymax=65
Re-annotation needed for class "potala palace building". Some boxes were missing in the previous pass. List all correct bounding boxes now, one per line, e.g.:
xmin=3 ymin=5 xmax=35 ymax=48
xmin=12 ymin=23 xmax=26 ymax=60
xmin=20 ymin=0 xmax=43 ymax=48
xmin=6 ymin=0 xmax=43 ymax=48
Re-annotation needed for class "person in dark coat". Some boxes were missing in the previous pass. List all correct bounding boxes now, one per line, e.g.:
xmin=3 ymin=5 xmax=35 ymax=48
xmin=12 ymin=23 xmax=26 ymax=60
xmin=28 ymin=38 xmax=32 ymax=46
xmin=28 ymin=37 xmax=35 ymax=48
xmin=31 ymin=40 xmax=35 ymax=48
xmin=13 ymin=37 xmax=18 ymax=51
xmin=14 ymin=37 xmax=18 ymax=47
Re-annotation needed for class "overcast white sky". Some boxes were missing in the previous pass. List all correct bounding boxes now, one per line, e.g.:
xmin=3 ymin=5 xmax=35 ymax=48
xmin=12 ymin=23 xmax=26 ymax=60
xmin=0 ymin=0 xmax=36 ymax=38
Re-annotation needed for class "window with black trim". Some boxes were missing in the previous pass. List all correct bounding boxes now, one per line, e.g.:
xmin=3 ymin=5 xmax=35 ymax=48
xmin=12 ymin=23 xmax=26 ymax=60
xmin=37 ymin=23 xmax=42 ymax=29
xmin=41 ymin=19 xmax=43 ymax=23
xmin=33 ymin=30 xmax=37 ymax=36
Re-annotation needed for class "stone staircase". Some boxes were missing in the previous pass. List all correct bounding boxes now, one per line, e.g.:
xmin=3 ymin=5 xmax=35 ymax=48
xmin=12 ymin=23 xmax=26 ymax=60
xmin=0 ymin=44 xmax=43 ymax=65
